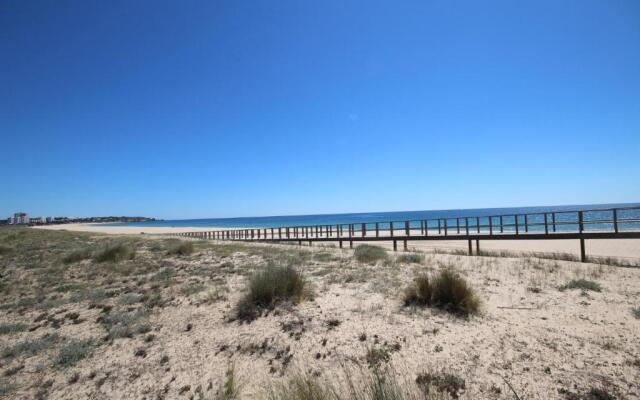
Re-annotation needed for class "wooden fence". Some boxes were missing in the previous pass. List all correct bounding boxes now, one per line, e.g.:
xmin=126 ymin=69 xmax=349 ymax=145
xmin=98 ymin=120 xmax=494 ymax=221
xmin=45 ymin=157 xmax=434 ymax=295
xmin=169 ymin=206 xmax=640 ymax=262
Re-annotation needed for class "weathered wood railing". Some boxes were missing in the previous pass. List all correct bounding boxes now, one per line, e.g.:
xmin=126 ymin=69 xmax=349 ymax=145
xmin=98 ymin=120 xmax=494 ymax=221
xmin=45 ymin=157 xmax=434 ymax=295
xmin=169 ymin=206 xmax=640 ymax=262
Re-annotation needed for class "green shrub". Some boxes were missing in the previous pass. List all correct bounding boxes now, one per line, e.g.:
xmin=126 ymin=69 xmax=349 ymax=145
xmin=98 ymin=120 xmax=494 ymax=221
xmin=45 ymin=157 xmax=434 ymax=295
xmin=236 ymin=265 xmax=310 ymax=321
xmin=353 ymin=245 xmax=387 ymax=264
xmin=631 ymin=307 xmax=640 ymax=319
xmin=62 ymin=248 xmax=92 ymax=264
xmin=404 ymin=269 xmax=480 ymax=316
xmin=94 ymin=243 xmax=135 ymax=263
xmin=559 ymin=279 xmax=602 ymax=292
xmin=166 ymin=241 xmax=195 ymax=256
xmin=0 ymin=323 xmax=28 ymax=335
xmin=53 ymin=339 xmax=94 ymax=368
xmin=396 ymin=253 xmax=424 ymax=264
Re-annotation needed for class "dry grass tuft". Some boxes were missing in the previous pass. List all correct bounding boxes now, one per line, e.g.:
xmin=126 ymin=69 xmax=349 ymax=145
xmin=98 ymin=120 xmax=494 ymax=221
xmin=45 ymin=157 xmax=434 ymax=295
xmin=215 ymin=365 xmax=240 ymax=400
xmin=166 ymin=241 xmax=195 ymax=256
xmin=53 ymin=339 xmax=94 ymax=369
xmin=354 ymin=245 xmax=388 ymax=264
xmin=404 ymin=269 xmax=480 ymax=316
xmin=396 ymin=253 xmax=424 ymax=264
xmin=268 ymin=367 xmax=425 ymax=400
xmin=62 ymin=248 xmax=92 ymax=264
xmin=94 ymin=243 xmax=135 ymax=263
xmin=235 ymin=265 xmax=311 ymax=321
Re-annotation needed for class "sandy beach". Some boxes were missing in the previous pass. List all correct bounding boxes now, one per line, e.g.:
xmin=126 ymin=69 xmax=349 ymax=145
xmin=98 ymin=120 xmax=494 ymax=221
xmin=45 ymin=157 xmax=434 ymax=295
xmin=1 ymin=228 xmax=639 ymax=399
xmin=35 ymin=223 xmax=640 ymax=260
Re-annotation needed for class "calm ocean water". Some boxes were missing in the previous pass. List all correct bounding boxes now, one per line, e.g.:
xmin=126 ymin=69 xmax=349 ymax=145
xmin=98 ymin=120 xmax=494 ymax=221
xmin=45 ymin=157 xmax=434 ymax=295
xmin=102 ymin=203 xmax=640 ymax=232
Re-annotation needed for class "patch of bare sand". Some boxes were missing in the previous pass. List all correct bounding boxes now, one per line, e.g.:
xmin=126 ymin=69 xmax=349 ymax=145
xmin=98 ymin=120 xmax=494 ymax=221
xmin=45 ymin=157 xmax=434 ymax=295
xmin=2 ymin=235 xmax=639 ymax=399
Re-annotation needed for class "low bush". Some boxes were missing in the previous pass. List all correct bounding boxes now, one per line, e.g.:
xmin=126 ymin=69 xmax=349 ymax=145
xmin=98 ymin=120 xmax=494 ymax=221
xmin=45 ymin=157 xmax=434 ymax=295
xmin=353 ymin=245 xmax=387 ymax=264
xmin=404 ymin=269 xmax=480 ymax=316
xmin=632 ymin=307 xmax=640 ymax=319
xmin=94 ymin=243 xmax=135 ymax=263
xmin=235 ymin=265 xmax=310 ymax=321
xmin=166 ymin=241 xmax=195 ymax=256
xmin=53 ymin=339 xmax=94 ymax=368
xmin=559 ymin=279 xmax=602 ymax=292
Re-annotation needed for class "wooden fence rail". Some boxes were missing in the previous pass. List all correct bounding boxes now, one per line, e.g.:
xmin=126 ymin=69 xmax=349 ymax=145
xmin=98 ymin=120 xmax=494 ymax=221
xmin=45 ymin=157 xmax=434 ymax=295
xmin=169 ymin=206 xmax=640 ymax=262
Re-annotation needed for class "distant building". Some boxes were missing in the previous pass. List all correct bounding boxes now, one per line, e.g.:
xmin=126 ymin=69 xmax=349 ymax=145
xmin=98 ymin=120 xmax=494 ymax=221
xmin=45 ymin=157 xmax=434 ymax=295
xmin=46 ymin=216 xmax=54 ymax=223
xmin=10 ymin=212 xmax=29 ymax=225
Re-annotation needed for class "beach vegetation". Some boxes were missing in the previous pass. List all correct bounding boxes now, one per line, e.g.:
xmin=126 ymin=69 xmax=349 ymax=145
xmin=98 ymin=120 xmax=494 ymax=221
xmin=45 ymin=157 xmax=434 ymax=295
xmin=267 ymin=367 xmax=427 ymax=400
xmin=632 ymin=307 xmax=640 ymax=319
xmin=62 ymin=248 xmax=92 ymax=264
xmin=235 ymin=265 xmax=311 ymax=321
xmin=365 ymin=346 xmax=392 ymax=368
xmin=53 ymin=339 xmax=94 ymax=368
xmin=181 ymin=282 xmax=206 ymax=297
xmin=94 ymin=242 xmax=135 ymax=263
xmin=396 ymin=253 xmax=424 ymax=264
xmin=216 ymin=365 xmax=241 ymax=400
xmin=559 ymin=279 xmax=602 ymax=292
xmin=0 ymin=245 xmax=13 ymax=255
xmin=1 ymin=333 xmax=60 ymax=360
xmin=99 ymin=309 xmax=150 ymax=340
xmin=415 ymin=372 xmax=466 ymax=399
xmin=0 ymin=322 xmax=28 ymax=335
xmin=404 ymin=269 xmax=480 ymax=316
xmin=166 ymin=241 xmax=195 ymax=256
xmin=354 ymin=245 xmax=388 ymax=264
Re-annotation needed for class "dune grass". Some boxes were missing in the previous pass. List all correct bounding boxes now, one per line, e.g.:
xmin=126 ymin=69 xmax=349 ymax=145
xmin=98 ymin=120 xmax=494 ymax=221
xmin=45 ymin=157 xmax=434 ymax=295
xmin=0 ymin=245 xmax=13 ymax=256
xmin=166 ymin=241 xmax=195 ymax=256
xmin=396 ymin=253 xmax=424 ymax=264
xmin=0 ymin=323 xmax=28 ymax=335
xmin=1 ymin=333 xmax=60 ymax=359
xmin=94 ymin=242 xmax=135 ymax=263
xmin=53 ymin=339 xmax=94 ymax=369
xmin=62 ymin=248 xmax=93 ymax=264
xmin=404 ymin=269 xmax=480 ymax=316
xmin=354 ymin=245 xmax=388 ymax=264
xmin=559 ymin=279 xmax=602 ymax=292
xmin=267 ymin=367 xmax=436 ymax=400
xmin=235 ymin=265 xmax=311 ymax=321
xmin=216 ymin=365 xmax=240 ymax=400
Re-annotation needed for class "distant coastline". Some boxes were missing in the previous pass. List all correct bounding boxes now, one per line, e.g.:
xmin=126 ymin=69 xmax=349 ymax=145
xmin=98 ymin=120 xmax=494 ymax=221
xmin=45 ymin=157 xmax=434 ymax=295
xmin=97 ymin=202 xmax=640 ymax=229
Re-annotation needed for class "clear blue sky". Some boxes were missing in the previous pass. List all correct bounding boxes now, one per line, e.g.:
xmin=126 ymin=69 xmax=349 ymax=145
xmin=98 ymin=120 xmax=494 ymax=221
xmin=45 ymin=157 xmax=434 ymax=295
xmin=1 ymin=1 xmax=639 ymax=219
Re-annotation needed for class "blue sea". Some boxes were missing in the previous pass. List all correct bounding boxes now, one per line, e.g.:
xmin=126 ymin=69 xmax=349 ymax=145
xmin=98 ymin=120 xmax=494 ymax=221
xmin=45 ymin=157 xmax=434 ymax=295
xmin=101 ymin=203 xmax=640 ymax=232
